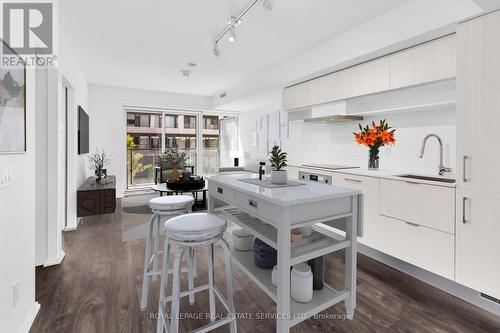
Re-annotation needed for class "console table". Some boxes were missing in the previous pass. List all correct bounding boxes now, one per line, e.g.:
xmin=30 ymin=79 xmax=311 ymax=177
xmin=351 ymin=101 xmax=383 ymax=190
xmin=77 ymin=176 xmax=116 ymax=217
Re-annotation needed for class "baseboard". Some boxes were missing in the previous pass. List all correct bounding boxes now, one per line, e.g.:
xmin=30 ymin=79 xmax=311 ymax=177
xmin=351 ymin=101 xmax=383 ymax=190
xmin=21 ymin=302 xmax=40 ymax=333
xmin=358 ymin=243 xmax=500 ymax=317
xmin=63 ymin=217 xmax=81 ymax=232
xmin=43 ymin=251 xmax=65 ymax=267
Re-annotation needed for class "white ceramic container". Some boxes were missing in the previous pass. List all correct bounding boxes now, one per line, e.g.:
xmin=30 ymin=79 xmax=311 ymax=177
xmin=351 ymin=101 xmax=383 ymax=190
xmin=232 ymin=229 xmax=254 ymax=251
xmin=271 ymin=170 xmax=288 ymax=184
xmin=291 ymin=263 xmax=313 ymax=303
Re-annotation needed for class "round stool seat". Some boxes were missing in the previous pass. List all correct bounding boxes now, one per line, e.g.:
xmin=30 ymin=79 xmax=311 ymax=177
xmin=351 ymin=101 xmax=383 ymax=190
xmin=164 ymin=213 xmax=227 ymax=242
xmin=149 ymin=195 xmax=194 ymax=211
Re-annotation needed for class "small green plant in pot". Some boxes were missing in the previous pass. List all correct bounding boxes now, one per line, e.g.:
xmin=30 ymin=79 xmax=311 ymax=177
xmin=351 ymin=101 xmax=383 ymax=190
xmin=269 ymin=145 xmax=288 ymax=184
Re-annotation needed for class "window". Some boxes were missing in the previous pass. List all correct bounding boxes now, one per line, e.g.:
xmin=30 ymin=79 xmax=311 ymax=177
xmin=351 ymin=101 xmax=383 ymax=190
xmin=127 ymin=114 xmax=136 ymax=126
xmin=139 ymin=114 xmax=149 ymax=127
xmin=185 ymin=116 xmax=196 ymax=129
xmin=203 ymin=115 xmax=219 ymax=130
xmin=126 ymin=110 xmax=237 ymax=189
xmin=165 ymin=115 xmax=178 ymax=128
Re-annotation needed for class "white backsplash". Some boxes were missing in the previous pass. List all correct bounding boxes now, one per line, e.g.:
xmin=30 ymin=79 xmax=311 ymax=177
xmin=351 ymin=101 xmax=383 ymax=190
xmin=282 ymin=107 xmax=456 ymax=175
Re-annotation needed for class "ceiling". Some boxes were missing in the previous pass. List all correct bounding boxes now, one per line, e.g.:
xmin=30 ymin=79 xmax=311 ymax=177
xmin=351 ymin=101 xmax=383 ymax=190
xmin=59 ymin=0 xmax=408 ymax=97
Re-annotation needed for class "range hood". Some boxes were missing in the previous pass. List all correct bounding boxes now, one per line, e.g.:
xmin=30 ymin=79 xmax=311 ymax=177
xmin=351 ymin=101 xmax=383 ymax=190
xmin=289 ymin=100 xmax=364 ymax=123
xmin=304 ymin=115 xmax=363 ymax=123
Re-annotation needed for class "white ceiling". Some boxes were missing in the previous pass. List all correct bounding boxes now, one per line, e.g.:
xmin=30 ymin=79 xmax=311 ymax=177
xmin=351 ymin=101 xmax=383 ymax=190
xmin=59 ymin=0 xmax=408 ymax=97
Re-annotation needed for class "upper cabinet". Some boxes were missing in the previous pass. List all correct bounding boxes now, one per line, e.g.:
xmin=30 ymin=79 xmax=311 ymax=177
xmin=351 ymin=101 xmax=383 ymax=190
xmin=389 ymin=35 xmax=456 ymax=89
xmin=341 ymin=58 xmax=390 ymax=99
xmin=282 ymin=82 xmax=309 ymax=110
xmin=308 ymin=71 xmax=343 ymax=106
xmin=283 ymin=35 xmax=457 ymax=111
xmin=456 ymin=11 xmax=500 ymax=194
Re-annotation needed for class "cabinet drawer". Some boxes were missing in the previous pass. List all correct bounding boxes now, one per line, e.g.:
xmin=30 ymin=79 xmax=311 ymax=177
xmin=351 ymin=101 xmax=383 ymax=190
xmin=375 ymin=215 xmax=455 ymax=280
xmin=380 ymin=179 xmax=455 ymax=234
xmin=208 ymin=183 xmax=235 ymax=203
xmin=233 ymin=192 xmax=282 ymax=225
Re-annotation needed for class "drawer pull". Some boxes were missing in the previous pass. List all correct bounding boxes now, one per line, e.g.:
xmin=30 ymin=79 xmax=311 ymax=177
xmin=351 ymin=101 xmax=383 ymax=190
xmin=248 ymin=199 xmax=258 ymax=209
xmin=405 ymin=221 xmax=420 ymax=227
xmin=217 ymin=187 xmax=224 ymax=195
xmin=405 ymin=181 xmax=420 ymax=185
xmin=462 ymin=197 xmax=469 ymax=224
xmin=463 ymin=156 xmax=469 ymax=183
xmin=344 ymin=178 xmax=362 ymax=183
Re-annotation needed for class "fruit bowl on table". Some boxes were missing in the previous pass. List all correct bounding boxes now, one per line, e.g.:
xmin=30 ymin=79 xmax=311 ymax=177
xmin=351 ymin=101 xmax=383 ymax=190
xmin=166 ymin=177 xmax=205 ymax=191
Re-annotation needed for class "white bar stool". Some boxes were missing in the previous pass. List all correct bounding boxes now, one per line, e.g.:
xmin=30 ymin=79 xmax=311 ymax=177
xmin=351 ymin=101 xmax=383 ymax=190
xmin=157 ymin=213 xmax=237 ymax=333
xmin=141 ymin=195 xmax=195 ymax=311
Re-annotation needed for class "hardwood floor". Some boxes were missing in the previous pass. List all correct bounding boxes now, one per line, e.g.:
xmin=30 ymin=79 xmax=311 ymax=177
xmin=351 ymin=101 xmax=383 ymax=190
xmin=31 ymin=199 xmax=500 ymax=333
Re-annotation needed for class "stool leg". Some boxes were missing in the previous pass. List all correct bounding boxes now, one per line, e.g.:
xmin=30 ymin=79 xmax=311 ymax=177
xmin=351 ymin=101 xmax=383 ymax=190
xmin=188 ymin=247 xmax=195 ymax=305
xmin=157 ymin=238 xmax=171 ymax=333
xmin=141 ymin=215 xmax=156 ymax=311
xmin=170 ymin=246 xmax=187 ymax=333
xmin=219 ymin=239 xmax=237 ymax=333
xmin=207 ymin=243 xmax=216 ymax=322
xmin=152 ymin=215 xmax=161 ymax=282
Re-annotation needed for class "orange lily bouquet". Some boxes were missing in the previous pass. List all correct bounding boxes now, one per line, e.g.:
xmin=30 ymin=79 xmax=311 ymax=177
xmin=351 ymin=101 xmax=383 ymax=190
xmin=353 ymin=119 xmax=396 ymax=170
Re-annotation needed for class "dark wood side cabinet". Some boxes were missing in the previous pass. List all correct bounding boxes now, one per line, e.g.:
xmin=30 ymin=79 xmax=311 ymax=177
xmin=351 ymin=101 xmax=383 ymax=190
xmin=77 ymin=176 xmax=116 ymax=217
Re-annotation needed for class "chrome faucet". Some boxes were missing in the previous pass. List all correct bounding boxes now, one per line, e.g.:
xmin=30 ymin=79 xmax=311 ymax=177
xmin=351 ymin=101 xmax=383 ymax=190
xmin=419 ymin=134 xmax=452 ymax=176
xmin=259 ymin=162 xmax=266 ymax=180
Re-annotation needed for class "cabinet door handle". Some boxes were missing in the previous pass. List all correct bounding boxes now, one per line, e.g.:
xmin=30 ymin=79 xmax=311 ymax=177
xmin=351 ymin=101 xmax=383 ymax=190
xmin=463 ymin=156 xmax=469 ymax=183
xmin=248 ymin=199 xmax=258 ymax=209
xmin=405 ymin=181 xmax=420 ymax=185
xmin=462 ymin=197 xmax=469 ymax=224
xmin=344 ymin=178 xmax=362 ymax=183
xmin=405 ymin=221 xmax=420 ymax=227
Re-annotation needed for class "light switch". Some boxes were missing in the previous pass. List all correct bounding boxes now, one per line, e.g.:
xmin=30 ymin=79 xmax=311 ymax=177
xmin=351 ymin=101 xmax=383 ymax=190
xmin=0 ymin=166 xmax=13 ymax=189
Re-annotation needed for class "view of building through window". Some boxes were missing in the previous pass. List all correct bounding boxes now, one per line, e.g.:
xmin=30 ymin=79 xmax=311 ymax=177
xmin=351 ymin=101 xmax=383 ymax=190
xmin=126 ymin=111 xmax=233 ymax=189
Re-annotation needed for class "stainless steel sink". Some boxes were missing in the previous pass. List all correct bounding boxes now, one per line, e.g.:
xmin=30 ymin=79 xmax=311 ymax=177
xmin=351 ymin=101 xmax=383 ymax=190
xmin=397 ymin=174 xmax=456 ymax=183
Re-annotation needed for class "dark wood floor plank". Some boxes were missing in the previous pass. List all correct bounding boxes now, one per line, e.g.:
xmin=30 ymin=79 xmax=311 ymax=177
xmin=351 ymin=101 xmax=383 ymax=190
xmin=30 ymin=199 xmax=500 ymax=333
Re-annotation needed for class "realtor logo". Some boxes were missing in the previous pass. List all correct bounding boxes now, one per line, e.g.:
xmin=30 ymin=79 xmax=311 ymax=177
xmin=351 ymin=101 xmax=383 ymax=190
xmin=3 ymin=2 xmax=53 ymax=54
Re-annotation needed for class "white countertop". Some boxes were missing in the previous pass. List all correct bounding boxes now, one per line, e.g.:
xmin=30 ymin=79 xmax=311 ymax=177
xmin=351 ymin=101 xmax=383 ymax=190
xmin=208 ymin=172 xmax=362 ymax=206
xmin=289 ymin=164 xmax=457 ymax=188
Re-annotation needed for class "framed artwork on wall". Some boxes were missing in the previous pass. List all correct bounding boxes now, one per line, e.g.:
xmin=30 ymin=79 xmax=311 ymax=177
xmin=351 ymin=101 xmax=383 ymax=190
xmin=0 ymin=38 xmax=26 ymax=153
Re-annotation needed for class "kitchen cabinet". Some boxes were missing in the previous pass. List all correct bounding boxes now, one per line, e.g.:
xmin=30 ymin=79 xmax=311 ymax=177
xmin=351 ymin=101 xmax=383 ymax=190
xmin=456 ymin=189 xmax=500 ymax=299
xmin=307 ymin=71 xmax=343 ymax=106
xmin=341 ymin=58 xmax=390 ymax=99
xmin=379 ymin=179 xmax=455 ymax=234
xmin=456 ymin=12 xmax=500 ymax=194
xmin=389 ymin=35 xmax=456 ymax=89
xmin=375 ymin=215 xmax=455 ymax=280
xmin=282 ymin=82 xmax=309 ymax=110
xmin=330 ymin=174 xmax=380 ymax=248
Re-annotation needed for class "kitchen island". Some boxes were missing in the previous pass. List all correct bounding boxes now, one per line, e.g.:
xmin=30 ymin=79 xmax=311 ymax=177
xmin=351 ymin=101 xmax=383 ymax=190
xmin=207 ymin=172 xmax=363 ymax=333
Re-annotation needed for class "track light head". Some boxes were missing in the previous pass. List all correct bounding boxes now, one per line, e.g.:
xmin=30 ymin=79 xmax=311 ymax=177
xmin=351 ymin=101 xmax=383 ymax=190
xmin=213 ymin=43 xmax=220 ymax=56
xmin=228 ymin=27 xmax=236 ymax=43
xmin=262 ymin=0 xmax=273 ymax=11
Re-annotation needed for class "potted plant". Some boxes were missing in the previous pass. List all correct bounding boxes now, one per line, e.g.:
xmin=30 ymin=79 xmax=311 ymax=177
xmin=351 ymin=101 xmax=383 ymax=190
xmin=88 ymin=149 xmax=111 ymax=182
xmin=160 ymin=149 xmax=187 ymax=182
xmin=353 ymin=119 xmax=396 ymax=170
xmin=269 ymin=145 xmax=288 ymax=184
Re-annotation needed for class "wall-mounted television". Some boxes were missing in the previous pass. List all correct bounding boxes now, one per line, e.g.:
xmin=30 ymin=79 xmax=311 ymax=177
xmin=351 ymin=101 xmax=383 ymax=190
xmin=78 ymin=106 xmax=89 ymax=154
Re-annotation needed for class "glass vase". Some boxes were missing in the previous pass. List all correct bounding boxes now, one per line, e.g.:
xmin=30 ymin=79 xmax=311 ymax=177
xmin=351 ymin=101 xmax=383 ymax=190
xmin=368 ymin=147 xmax=380 ymax=170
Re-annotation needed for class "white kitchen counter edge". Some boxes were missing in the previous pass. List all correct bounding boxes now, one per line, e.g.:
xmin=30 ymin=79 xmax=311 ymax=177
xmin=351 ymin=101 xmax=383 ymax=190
xmin=289 ymin=164 xmax=457 ymax=188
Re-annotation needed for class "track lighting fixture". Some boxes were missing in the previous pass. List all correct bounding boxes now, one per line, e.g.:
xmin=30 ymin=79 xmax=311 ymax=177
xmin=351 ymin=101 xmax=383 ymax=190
xmin=212 ymin=0 xmax=273 ymax=56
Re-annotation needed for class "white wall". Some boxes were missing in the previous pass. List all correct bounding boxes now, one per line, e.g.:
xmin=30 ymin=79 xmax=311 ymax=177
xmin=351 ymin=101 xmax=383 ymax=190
xmin=283 ymin=108 xmax=456 ymax=174
xmin=239 ymin=106 xmax=456 ymax=176
xmin=89 ymin=85 xmax=212 ymax=197
xmin=58 ymin=28 xmax=89 ymax=231
xmin=35 ymin=27 xmax=89 ymax=266
xmin=0 ymin=69 xmax=39 ymax=333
